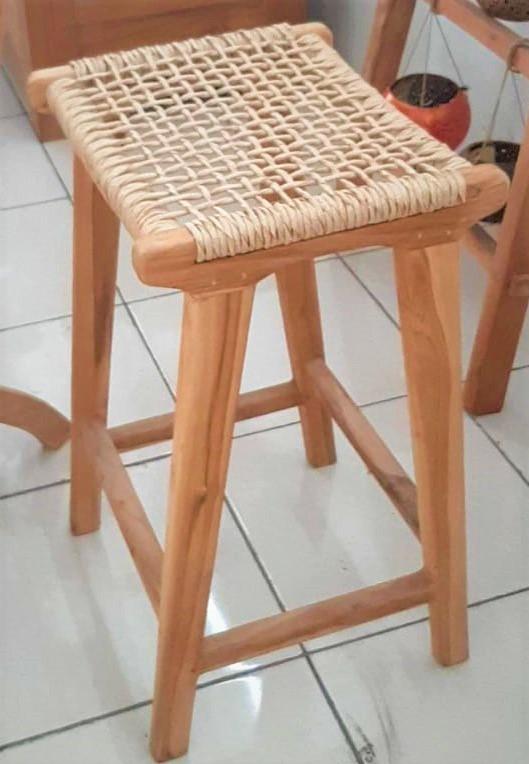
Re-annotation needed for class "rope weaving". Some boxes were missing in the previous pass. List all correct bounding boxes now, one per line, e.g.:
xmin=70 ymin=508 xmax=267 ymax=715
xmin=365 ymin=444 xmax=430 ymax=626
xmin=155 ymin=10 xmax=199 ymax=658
xmin=48 ymin=24 xmax=469 ymax=262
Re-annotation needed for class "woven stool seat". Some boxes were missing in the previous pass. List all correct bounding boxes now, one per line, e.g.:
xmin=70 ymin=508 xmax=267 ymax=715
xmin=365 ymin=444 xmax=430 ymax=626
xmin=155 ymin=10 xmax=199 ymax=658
xmin=47 ymin=23 xmax=469 ymax=263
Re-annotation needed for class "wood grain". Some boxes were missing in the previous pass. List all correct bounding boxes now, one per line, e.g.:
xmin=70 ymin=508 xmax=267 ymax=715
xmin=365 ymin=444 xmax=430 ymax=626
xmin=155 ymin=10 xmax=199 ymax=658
xmin=200 ymin=570 xmax=431 ymax=673
xmin=464 ymin=116 xmax=529 ymax=414
xmin=0 ymin=386 xmax=69 ymax=448
xmin=362 ymin=0 xmax=416 ymax=92
xmin=150 ymin=286 xmax=254 ymax=762
xmin=306 ymin=360 xmax=419 ymax=538
xmin=70 ymin=156 xmax=119 ymax=536
xmin=394 ymin=243 xmax=468 ymax=666
xmin=109 ymin=381 xmax=301 ymax=452
xmin=96 ymin=426 xmax=163 ymax=613
xmin=276 ymin=261 xmax=336 ymax=467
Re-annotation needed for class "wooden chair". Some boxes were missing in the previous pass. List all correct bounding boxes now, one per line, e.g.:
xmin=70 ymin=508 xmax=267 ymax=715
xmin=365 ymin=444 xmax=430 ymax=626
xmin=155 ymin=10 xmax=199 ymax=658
xmin=28 ymin=21 xmax=507 ymax=761
xmin=0 ymin=387 xmax=69 ymax=448
xmin=363 ymin=0 xmax=529 ymax=415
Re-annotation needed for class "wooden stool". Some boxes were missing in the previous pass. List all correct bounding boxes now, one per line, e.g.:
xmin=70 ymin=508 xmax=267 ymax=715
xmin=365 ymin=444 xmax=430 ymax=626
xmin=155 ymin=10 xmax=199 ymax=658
xmin=29 ymin=22 xmax=508 ymax=762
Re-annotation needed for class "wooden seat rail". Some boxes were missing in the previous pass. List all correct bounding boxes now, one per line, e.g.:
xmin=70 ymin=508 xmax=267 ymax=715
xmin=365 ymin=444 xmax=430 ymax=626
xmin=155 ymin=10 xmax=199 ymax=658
xmin=95 ymin=369 xmax=427 ymax=672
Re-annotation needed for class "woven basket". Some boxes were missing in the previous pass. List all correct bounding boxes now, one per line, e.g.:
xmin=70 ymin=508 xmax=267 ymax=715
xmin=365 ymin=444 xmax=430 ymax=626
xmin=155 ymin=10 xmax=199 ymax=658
xmin=478 ymin=0 xmax=529 ymax=21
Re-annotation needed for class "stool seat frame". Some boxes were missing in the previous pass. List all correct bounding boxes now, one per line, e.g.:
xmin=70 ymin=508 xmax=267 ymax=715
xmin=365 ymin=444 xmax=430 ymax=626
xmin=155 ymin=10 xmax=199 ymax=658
xmin=29 ymin=23 xmax=508 ymax=762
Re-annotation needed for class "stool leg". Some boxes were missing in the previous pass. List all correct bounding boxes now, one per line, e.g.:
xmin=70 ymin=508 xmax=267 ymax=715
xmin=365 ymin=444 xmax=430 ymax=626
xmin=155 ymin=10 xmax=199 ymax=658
xmin=70 ymin=157 xmax=119 ymax=536
xmin=276 ymin=261 xmax=336 ymax=467
xmin=394 ymin=243 xmax=468 ymax=666
xmin=150 ymin=286 xmax=255 ymax=762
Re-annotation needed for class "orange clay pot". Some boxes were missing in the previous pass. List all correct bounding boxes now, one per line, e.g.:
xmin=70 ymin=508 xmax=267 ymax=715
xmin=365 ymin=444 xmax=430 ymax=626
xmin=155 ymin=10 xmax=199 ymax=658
xmin=385 ymin=73 xmax=471 ymax=150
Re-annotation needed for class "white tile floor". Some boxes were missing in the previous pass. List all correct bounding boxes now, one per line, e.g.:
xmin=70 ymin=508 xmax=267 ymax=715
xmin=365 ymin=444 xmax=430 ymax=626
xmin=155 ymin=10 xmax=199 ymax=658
xmin=1 ymin=67 xmax=529 ymax=763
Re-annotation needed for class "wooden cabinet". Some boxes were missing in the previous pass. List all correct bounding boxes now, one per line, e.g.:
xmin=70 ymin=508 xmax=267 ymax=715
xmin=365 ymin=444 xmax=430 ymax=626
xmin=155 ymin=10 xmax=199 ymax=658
xmin=2 ymin=0 xmax=306 ymax=140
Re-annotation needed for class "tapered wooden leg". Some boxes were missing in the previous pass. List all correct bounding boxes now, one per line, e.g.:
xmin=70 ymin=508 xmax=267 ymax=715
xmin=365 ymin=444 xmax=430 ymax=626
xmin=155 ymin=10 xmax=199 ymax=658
xmin=464 ymin=117 xmax=529 ymax=414
xmin=362 ymin=0 xmax=416 ymax=92
xmin=276 ymin=261 xmax=336 ymax=468
xmin=150 ymin=286 xmax=255 ymax=762
xmin=70 ymin=156 xmax=119 ymax=536
xmin=394 ymin=243 xmax=468 ymax=666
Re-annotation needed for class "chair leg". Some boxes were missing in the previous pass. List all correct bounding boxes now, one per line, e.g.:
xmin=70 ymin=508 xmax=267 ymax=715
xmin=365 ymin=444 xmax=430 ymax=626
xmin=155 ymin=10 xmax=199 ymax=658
xmin=70 ymin=156 xmax=119 ymax=536
xmin=464 ymin=116 xmax=529 ymax=414
xmin=464 ymin=279 xmax=529 ymax=415
xmin=150 ymin=286 xmax=255 ymax=762
xmin=362 ymin=0 xmax=416 ymax=92
xmin=394 ymin=243 xmax=468 ymax=666
xmin=276 ymin=260 xmax=336 ymax=468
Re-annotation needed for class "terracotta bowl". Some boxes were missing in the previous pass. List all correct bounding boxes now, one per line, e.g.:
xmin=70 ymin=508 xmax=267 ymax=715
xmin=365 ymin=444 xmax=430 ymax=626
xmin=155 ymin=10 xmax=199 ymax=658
xmin=385 ymin=73 xmax=471 ymax=150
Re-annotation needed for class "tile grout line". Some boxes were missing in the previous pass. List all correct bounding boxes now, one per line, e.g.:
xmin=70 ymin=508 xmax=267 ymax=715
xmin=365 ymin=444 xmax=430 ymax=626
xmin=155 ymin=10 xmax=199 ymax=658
xmin=0 ymin=196 xmax=67 ymax=213
xmin=470 ymin=413 xmax=529 ymax=491
xmin=223 ymin=496 xmax=364 ymax=764
xmin=339 ymin=255 xmax=401 ymax=330
xmin=41 ymin=143 xmax=73 ymax=202
xmin=2 ymin=582 xmax=528 ymax=755
xmin=307 ymin=583 xmax=529 ymax=659
xmin=117 ymin=288 xmax=177 ymax=402
xmin=1 ymin=66 xmax=26 ymax=112
xmin=338 ymin=254 xmax=529 ymax=492
xmin=0 ymin=653 xmax=305 ymax=755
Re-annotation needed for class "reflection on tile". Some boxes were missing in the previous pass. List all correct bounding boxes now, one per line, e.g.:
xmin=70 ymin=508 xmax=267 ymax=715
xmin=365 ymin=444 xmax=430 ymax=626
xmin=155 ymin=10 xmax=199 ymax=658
xmin=314 ymin=593 xmax=529 ymax=764
xmin=0 ymin=307 xmax=173 ymax=495
xmin=2 ymin=660 xmax=355 ymax=763
xmin=0 ymin=458 xmax=298 ymax=744
xmin=0 ymin=116 xmax=65 ymax=208
xmin=228 ymin=396 xmax=529 ymax=649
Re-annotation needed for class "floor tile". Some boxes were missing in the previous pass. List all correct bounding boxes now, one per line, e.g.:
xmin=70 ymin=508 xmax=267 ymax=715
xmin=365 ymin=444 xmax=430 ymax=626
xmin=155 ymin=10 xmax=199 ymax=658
xmin=0 ymin=200 xmax=73 ymax=329
xmin=344 ymin=247 xmax=529 ymax=369
xmin=478 ymin=365 xmax=529 ymax=482
xmin=227 ymin=396 xmax=529 ymax=649
xmin=43 ymin=139 xmax=72 ymax=194
xmin=0 ymin=116 xmax=65 ymax=208
xmin=0 ymin=70 xmax=23 ymax=118
xmin=131 ymin=258 xmax=406 ymax=436
xmin=0 ymin=307 xmax=173 ymax=496
xmin=43 ymin=138 xmax=171 ymax=302
xmin=0 ymin=458 xmax=298 ymax=745
xmin=314 ymin=593 xmax=529 ymax=764
xmin=116 ymin=226 xmax=173 ymax=302
xmin=1 ymin=660 xmax=355 ymax=763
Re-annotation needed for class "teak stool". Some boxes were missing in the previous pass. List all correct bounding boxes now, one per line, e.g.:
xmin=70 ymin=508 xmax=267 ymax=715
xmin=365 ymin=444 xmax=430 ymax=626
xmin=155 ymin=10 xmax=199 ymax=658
xmin=29 ymin=22 xmax=508 ymax=761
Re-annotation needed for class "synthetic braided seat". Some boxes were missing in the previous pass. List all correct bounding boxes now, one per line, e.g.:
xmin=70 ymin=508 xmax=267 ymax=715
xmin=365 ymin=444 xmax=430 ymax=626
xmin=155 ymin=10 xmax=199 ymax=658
xmin=48 ymin=23 xmax=469 ymax=263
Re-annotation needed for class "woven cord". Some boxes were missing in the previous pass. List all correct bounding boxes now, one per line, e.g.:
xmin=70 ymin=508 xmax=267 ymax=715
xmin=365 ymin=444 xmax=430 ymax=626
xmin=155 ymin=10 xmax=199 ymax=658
xmin=48 ymin=24 xmax=468 ymax=262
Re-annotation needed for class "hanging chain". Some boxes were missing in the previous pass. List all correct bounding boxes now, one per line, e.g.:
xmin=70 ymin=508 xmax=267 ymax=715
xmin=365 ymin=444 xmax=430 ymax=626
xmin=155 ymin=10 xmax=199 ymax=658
xmin=403 ymin=0 xmax=465 ymax=107
xmin=480 ymin=38 xmax=529 ymax=158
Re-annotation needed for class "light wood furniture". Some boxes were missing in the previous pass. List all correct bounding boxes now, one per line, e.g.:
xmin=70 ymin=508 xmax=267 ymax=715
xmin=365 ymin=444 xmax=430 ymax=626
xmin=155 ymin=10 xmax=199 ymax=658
xmin=0 ymin=387 xmax=69 ymax=448
xmin=29 ymin=21 xmax=508 ymax=762
xmin=364 ymin=0 xmax=529 ymax=415
xmin=1 ymin=0 xmax=305 ymax=141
